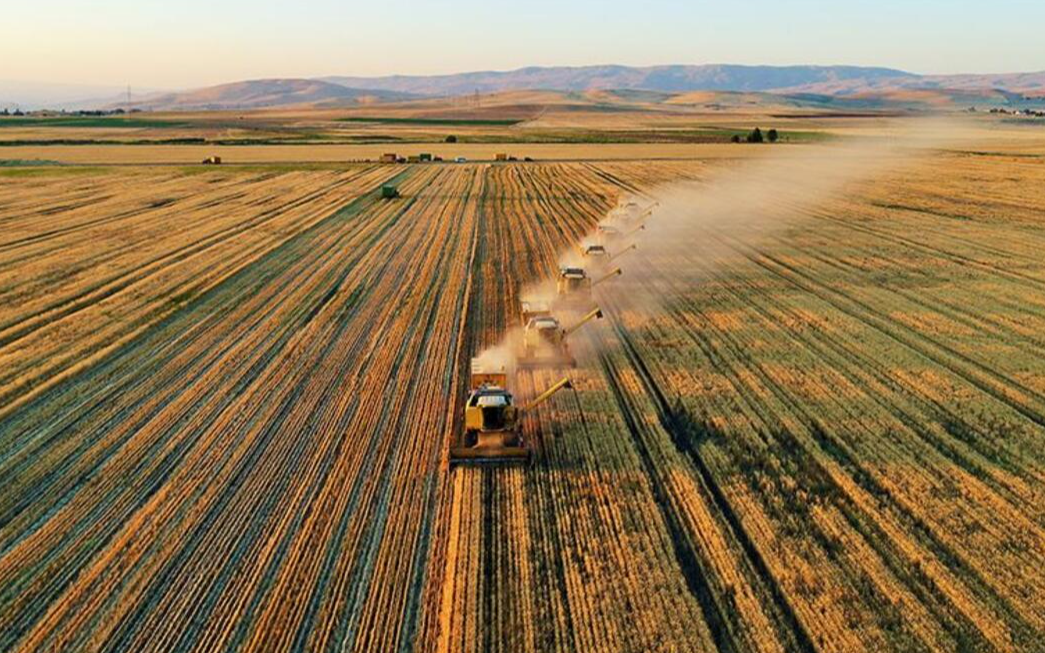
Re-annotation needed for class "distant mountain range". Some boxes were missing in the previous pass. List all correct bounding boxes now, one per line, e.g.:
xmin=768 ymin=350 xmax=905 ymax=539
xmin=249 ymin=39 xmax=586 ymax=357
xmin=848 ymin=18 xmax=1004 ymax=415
xmin=321 ymin=64 xmax=920 ymax=96
xmin=6 ymin=65 xmax=1045 ymax=111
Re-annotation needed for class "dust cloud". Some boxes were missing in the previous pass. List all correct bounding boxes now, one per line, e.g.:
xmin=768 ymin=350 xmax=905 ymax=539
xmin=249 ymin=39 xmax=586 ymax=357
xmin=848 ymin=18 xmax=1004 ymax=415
xmin=593 ymin=118 xmax=965 ymax=316
xmin=473 ymin=117 xmax=966 ymax=379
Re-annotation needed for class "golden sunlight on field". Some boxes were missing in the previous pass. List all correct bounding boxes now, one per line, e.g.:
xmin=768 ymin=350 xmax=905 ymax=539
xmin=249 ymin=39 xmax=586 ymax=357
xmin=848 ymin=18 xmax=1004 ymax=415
xmin=3 ymin=125 xmax=1045 ymax=650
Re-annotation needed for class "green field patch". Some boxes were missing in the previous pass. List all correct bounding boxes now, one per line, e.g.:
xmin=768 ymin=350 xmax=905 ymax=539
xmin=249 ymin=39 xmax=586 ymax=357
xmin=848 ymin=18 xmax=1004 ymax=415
xmin=0 ymin=117 xmax=188 ymax=129
xmin=0 ymin=159 xmax=61 ymax=167
xmin=0 ymin=165 xmax=109 ymax=177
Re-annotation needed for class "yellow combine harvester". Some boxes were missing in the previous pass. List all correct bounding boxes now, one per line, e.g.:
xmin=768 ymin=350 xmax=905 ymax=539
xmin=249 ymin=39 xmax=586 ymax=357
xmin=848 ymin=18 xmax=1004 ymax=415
xmin=449 ymin=359 xmax=573 ymax=465
xmin=555 ymin=266 xmax=621 ymax=307
xmin=597 ymin=222 xmax=644 ymax=244
xmin=518 ymin=307 xmax=603 ymax=369
xmin=609 ymin=201 xmax=657 ymax=225
xmin=583 ymin=243 xmax=637 ymax=271
xmin=519 ymin=300 xmax=552 ymax=327
xmin=579 ymin=242 xmax=608 ymax=259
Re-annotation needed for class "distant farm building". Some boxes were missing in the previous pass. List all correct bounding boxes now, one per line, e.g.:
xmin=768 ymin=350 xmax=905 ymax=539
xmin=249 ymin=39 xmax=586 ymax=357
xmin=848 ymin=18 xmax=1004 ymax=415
xmin=379 ymin=153 xmax=398 ymax=163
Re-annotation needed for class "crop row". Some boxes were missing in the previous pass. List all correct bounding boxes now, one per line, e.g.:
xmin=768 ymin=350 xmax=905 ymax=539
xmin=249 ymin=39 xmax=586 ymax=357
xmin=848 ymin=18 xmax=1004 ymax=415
xmin=3 ymin=153 xmax=1044 ymax=651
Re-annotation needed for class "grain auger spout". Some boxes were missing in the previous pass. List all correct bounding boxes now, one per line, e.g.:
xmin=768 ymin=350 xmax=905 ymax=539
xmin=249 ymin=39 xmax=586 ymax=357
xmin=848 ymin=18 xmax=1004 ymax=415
xmin=639 ymin=202 xmax=659 ymax=220
xmin=592 ymin=268 xmax=622 ymax=287
xmin=563 ymin=307 xmax=603 ymax=339
xmin=522 ymin=377 xmax=573 ymax=411
xmin=607 ymin=244 xmax=636 ymax=264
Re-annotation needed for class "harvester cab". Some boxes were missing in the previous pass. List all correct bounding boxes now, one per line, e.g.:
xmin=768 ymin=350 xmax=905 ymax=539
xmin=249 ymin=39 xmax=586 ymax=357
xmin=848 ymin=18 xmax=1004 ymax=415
xmin=596 ymin=224 xmax=621 ymax=242
xmin=381 ymin=184 xmax=400 ymax=199
xmin=580 ymin=243 xmax=608 ymax=258
xmin=619 ymin=201 xmax=656 ymax=223
xmin=556 ymin=267 xmax=591 ymax=301
xmin=518 ymin=307 xmax=603 ymax=368
xmin=450 ymin=358 xmax=573 ymax=465
xmin=519 ymin=300 xmax=552 ymax=327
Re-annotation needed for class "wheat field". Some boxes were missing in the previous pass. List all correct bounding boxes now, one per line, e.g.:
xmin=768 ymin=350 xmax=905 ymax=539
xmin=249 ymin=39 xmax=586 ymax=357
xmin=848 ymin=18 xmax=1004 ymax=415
xmin=2 ymin=140 xmax=1045 ymax=651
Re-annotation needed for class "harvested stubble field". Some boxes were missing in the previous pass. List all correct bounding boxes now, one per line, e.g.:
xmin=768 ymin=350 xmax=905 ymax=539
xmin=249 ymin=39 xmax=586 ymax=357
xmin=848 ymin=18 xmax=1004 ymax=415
xmin=2 ymin=149 xmax=1045 ymax=653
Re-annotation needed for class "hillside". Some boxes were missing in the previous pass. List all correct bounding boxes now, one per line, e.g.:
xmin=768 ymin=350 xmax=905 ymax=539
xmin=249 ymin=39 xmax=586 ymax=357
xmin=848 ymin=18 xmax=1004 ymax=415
xmin=121 ymin=79 xmax=416 ymax=111
xmin=322 ymin=64 xmax=916 ymax=95
xmin=29 ymin=66 xmax=1045 ymax=113
xmin=76 ymin=66 xmax=1045 ymax=113
xmin=785 ymin=71 xmax=1045 ymax=95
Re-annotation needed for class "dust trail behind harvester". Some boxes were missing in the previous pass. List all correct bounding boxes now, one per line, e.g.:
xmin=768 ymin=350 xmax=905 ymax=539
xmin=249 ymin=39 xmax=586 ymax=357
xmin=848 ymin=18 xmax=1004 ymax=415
xmin=474 ymin=118 xmax=964 ymax=371
xmin=595 ymin=118 xmax=965 ymax=320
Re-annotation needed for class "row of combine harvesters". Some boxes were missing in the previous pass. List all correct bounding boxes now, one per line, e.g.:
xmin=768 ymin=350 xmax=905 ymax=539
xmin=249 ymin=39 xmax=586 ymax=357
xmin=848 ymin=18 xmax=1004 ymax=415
xmin=450 ymin=199 xmax=658 ymax=465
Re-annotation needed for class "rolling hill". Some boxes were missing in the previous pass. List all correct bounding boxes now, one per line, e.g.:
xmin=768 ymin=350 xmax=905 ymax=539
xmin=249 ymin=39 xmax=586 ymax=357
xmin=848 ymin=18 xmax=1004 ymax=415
xmin=80 ymin=66 xmax=1045 ymax=113
xmin=119 ymin=79 xmax=417 ymax=111
xmin=322 ymin=64 xmax=917 ymax=95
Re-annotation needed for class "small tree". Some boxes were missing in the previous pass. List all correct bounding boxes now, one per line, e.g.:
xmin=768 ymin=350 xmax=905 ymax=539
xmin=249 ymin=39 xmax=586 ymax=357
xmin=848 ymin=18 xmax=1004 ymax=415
xmin=746 ymin=127 xmax=763 ymax=143
xmin=445 ymin=135 xmax=457 ymax=143
xmin=730 ymin=134 xmax=741 ymax=143
xmin=767 ymin=128 xmax=779 ymax=143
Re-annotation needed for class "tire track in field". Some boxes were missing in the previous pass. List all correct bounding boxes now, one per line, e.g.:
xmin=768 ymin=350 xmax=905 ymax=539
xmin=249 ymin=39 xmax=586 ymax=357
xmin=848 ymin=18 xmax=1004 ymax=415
xmin=0 ymin=169 xmax=399 ymax=420
xmin=0 ymin=172 xmax=419 ymax=650
xmin=0 ymin=173 xmax=241 ymax=256
xmin=809 ymin=207 xmax=1045 ymax=294
xmin=634 ymin=263 xmax=1020 ymax=650
xmin=600 ymin=317 xmax=818 ymax=653
xmin=717 ymin=233 xmax=1045 ymax=431
xmin=0 ymin=170 xmax=376 ymax=344
xmin=597 ymin=349 xmax=739 ymax=653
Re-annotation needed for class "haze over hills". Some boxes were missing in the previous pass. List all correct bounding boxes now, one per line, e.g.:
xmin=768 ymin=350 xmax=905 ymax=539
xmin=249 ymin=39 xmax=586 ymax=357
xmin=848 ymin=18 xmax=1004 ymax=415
xmin=122 ymin=79 xmax=417 ymax=111
xmin=322 ymin=64 xmax=919 ymax=96
xmin=142 ymin=65 xmax=1045 ymax=112
xmin=781 ymin=71 xmax=1045 ymax=97
xmin=0 ymin=80 xmax=166 ymax=111
xmin=8 ymin=64 xmax=1045 ymax=111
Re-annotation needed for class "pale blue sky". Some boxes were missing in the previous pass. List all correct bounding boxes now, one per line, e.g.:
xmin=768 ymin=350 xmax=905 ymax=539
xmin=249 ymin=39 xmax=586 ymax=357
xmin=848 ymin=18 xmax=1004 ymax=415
xmin=4 ymin=0 xmax=1044 ymax=88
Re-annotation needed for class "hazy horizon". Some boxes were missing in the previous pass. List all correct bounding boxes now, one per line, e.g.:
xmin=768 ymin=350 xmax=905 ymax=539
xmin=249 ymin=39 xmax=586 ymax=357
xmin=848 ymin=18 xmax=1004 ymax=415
xmin=5 ymin=0 xmax=1045 ymax=89
xmin=7 ymin=61 xmax=1045 ymax=93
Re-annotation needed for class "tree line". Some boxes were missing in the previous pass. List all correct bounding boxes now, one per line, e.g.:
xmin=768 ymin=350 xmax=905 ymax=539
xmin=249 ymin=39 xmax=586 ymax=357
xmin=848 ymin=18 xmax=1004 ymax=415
xmin=731 ymin=128 xmax=779 ymax=143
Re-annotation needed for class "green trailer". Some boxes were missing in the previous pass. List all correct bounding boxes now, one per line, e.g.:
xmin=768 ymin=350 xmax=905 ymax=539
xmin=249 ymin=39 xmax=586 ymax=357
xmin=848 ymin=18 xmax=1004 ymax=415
xmin=381 ymin=184 xmax=400 ymax=199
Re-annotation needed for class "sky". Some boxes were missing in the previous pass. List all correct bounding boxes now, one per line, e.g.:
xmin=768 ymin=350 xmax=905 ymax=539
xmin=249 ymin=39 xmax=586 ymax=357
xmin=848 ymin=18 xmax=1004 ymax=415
xmin=4 ymin=0 xmax=1045 ymax=89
